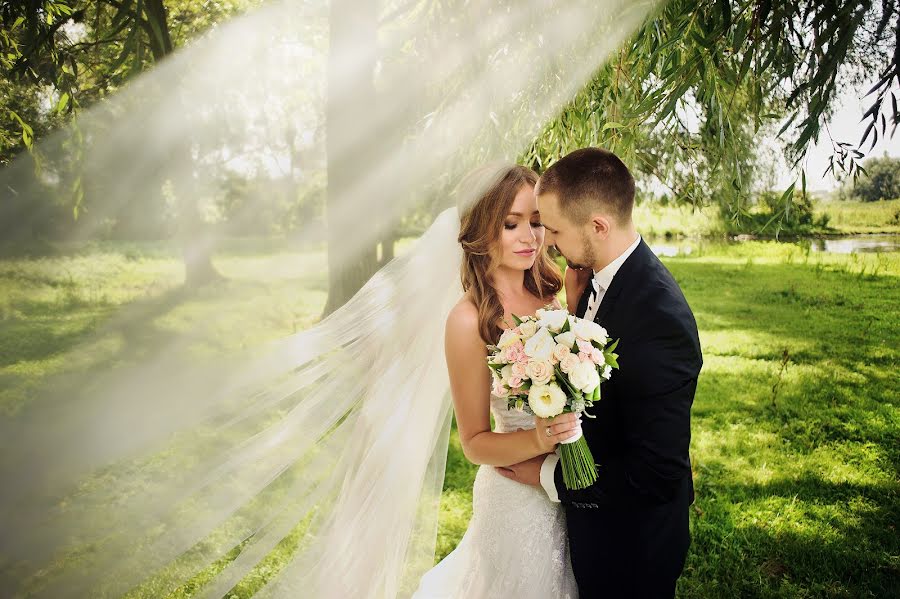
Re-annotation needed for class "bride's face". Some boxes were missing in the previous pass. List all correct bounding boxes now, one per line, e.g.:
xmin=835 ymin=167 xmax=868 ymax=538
xmin=498 ymin=183 xmax=545 ymax=270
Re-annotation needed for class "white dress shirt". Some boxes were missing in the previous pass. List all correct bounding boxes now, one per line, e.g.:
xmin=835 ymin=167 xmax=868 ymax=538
xmin=539 ymin=233 xmax=642 ymax=502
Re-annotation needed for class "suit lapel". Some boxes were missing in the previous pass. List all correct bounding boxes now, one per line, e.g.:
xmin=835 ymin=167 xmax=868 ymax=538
xmin=594 ymin=239 xmax=649 ymax=324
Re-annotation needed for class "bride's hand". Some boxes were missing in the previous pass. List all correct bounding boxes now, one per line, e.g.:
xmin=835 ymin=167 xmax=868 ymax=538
xmin=534 ymin=413 xmax=581 ymax=452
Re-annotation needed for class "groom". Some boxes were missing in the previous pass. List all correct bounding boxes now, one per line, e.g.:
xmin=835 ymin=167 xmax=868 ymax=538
xmin=497 ymin=147 xmax=702 ymax=598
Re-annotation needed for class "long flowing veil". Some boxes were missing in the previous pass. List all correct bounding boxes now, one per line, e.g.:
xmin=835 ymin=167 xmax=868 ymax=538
xmin=0 ymin=1 xmax=658 ymax=597
xmin=1 ymin=202 xmax=464 ymax=599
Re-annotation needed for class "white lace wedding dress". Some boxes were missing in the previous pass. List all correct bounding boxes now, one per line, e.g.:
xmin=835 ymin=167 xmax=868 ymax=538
xmin=413 ymin=394 xmax=578 ymax=598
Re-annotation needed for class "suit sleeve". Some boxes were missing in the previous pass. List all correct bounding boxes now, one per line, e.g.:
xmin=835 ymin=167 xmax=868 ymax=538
xmin=554 ymin=308 xmax=701 ymax=506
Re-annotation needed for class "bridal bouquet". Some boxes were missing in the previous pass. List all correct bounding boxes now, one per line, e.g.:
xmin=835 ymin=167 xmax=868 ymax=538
xmin=486 ymin=306 xmax=619 ymax=490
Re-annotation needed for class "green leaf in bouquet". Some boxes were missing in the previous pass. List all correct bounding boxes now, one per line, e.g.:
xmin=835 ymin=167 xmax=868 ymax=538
xmin=606 ymin=338 xmax=620 ymax=353
xmin=559 ymin=318 xmax=571 ymax=334
xmin=604 ymin=352 xmax=620 ymax=369
xmin=511 ymin=313 xmax=524 ymax=326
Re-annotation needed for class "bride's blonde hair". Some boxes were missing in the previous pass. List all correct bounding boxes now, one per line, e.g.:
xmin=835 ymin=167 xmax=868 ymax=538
xmin=456 ymin=164 xmax=563 ymax=344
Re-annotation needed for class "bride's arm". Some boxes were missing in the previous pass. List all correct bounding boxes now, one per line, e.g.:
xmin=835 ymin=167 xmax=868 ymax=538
xmin=444 ymin=302 xmax=578 ymax=467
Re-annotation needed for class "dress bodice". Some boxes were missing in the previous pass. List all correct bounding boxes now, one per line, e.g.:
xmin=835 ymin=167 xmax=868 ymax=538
xmin=489 ymin=394 xmax=535 ymax=433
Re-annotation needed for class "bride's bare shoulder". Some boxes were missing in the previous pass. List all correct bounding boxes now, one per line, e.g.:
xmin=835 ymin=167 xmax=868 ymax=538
xmin=446 ymin=294 xmax=479 ymax=331
xmin=445 ymin=294 xmax=487 ymax=350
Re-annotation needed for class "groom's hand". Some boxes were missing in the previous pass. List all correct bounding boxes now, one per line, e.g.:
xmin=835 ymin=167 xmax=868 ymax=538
xmin=495 ymin=453 xmax=547 ymax=487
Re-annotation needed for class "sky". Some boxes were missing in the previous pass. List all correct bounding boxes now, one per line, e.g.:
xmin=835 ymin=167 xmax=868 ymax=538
xmin=776 ymin=79 xmax=900 ymax=192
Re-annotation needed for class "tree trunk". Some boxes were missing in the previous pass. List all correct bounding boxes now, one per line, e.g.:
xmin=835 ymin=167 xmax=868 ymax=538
xmin=145 ymin=0 xmax=222 ymax=286
xmin=321 ymin=0 xmax=378 ymax=317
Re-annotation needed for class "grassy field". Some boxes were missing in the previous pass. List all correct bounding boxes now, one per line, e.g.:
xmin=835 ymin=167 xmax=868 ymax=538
xmin=814 ymin=198 xmax=900 ymax=234
xmin=1 ymin=240 xmax=898 ymax=597
xmin=632 ymin=197 xmax=900 ymax=237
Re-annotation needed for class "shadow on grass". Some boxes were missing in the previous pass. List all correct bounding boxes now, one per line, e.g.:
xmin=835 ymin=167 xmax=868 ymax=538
xmin=1 ymin=284 xmax=195 ymax=366
xmin=683 ymin=473 xmax=899 ymax=598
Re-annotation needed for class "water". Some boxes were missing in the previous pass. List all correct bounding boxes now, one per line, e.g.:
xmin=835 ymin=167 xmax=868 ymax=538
xmin=649 ymin=235 xmax=900 ymax=257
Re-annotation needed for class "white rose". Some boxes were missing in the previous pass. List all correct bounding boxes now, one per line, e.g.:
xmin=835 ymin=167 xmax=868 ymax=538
xmin=568 ymin=360 xmax=601 ymax=394
xmin=525 ymin=359 xmax=553 ymax=385
xmin=497 ymin=328 xmax=520 ymax=349
xmin=571 ymin=319 xmax=609 ymax=344
xmin=527 ymin=382 xmax=567 ymax=418
xmin=554 ymin=330 xmax=576 ymax=350
xmin=523 ymin=326 xmax=556 ymax=361
xmin=518 ymin=319 xmax=538 ymax=338
xmin=552 ymin=343 xmax=571 ymax=362
xmin=559 ymin=353 xmax=581 ymax=374
xmin=536 ymin=308 xmax=569 ymax=332
xmin=500 ymin=364 xmax=514 ymax=385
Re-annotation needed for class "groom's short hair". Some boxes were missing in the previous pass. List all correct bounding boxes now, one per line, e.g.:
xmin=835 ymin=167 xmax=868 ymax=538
xmin=536 ymin=147 xmax=635 ymax=224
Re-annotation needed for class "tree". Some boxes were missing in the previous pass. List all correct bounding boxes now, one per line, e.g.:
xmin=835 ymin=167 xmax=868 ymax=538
xmin=319 ymin=0 xmax=379 ymax=317
xmin=0 ymin=0 xmax=260 ymax=282
xmin=524 ymin=0 xmax=900 ymax=227
xmin=850 ymin=154 xmax=900 ymax=201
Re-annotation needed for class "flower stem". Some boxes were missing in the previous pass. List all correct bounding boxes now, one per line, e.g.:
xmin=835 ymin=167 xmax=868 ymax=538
xmin=558 ymin=437 xmax=597 ymax=490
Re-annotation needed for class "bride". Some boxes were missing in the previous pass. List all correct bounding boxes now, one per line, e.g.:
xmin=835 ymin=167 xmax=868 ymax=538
xmin=413 ymin=164 xmax=580 ymax=598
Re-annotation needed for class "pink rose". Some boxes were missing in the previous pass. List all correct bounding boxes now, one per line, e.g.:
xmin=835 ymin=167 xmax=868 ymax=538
xmin=559 ymin=353 xmax=580 ymax=374
xmin=525 ymin=359 xmax=554 ymax=385
xmin=552 ymin=343 xmax=572 ymax=362
xmin=511 ymin=362 xmax=528 ymax=379
xmin=578 ymin=351 xmax=593 ymax=363
xmin=591 ymin=348 xmax=604 ymax=364
xmin=503 ymin=342 xmax=523 ymax=363
xmin=508 ymin=376 xmax=523 ymax=388
xmin=576 ymin=339 xmax=594 ymax=354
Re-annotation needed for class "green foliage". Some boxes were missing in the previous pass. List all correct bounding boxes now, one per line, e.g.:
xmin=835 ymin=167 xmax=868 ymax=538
xmin=847 ymin=154 xmax=900 ymax=202
xmin=0 ymin=0 xmax=266 ymax=242
xmin=524 ymin=0 xmax=900 ymax=225
xmin=723 ymin=188 xmax=833 ymax=236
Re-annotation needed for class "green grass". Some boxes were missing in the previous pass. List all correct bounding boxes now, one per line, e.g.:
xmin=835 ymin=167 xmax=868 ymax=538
xmin=633 ymin=201 xmax=726 ymax=238
xmin=633 ymin=197 xmax=900 ymax=237
xmin=1 ymin=240 xmax=898 ymax=597
xmin=814 ymin=198 xmax=900 ymax=234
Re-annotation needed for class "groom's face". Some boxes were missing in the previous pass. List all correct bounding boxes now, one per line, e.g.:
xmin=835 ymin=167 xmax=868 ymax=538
xmin=535 ymin=191 xmax=596 ymax=271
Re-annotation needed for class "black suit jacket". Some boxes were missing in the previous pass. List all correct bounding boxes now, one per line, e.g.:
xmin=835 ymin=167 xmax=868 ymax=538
xmin=555 ymin=238 xmax=702 ymax=598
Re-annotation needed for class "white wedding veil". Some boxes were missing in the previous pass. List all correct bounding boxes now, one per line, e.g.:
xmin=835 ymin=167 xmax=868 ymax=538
xmin=0 ymin=1 xmax=658 ymax=597
xmin=0 ymin=165 xmax=513 ymax=599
